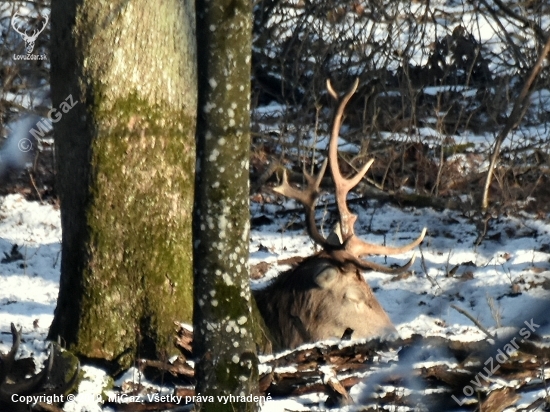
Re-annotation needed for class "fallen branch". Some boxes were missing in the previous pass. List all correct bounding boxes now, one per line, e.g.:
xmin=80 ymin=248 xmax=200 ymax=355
xmin=451 ymin=304 xmax=495 ymax=339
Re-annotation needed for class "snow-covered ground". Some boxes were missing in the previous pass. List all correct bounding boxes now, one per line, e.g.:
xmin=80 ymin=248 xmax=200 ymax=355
xmin=2 ymin=0 xmax=550 ymax=410
xmin=2 ymin=191 xmax=550 ymax=410
xmin=250 ymin=197 xmax=550 ymax=342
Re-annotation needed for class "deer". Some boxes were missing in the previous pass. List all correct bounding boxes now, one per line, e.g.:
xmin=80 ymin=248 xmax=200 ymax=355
xmin=254 ymin=78 xmax=427 ymax=350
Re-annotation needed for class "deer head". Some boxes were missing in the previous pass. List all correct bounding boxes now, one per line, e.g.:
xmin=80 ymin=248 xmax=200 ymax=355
xmin=11 ymin=12 xmax=49 ymax=54
xmin=254 ymin=79 xmax=426 ymax=350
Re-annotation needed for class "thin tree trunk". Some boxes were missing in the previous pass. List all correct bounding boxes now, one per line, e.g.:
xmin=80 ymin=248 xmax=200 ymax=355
xmin=49 ymin=0 xmax=197 ymax=371
xmin=193 ymin=0 xmax=260 ymax=410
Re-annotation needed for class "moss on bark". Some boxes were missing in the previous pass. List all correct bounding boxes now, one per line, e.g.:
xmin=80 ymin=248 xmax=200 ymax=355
xmin=75 ymin=94 xmax=195 ymax=363
xmin=49 ymin=0 xmax=196 ymax=370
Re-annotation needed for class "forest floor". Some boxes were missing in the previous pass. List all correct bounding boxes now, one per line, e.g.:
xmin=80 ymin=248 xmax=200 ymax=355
xmin=1 ymin=184 xmax=550 ymax=410
xmin=2 ymin=0 xmax=550 ymax=411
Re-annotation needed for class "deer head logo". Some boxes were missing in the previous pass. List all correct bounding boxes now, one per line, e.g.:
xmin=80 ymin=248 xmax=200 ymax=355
xmin=11 ymin=12 xmax=49 ymax=55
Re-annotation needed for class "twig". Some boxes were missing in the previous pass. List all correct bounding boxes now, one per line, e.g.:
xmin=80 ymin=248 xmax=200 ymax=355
xmin=491 ymin=0 xmax=547 ymax=43
xmin=28 ymin=170 xmax=43 ymax=203
xmin=251 ymin=158 xmax=283 ymax=194
xmin=420 ymin=245 xmax=439 ymax=289
xmin=481 ymin=36 xmax=550 ymax=210
xmin=451 ymin=304 xmax=495 ymax=339
xmin=474 ymin=212 xmax=492 ymax=247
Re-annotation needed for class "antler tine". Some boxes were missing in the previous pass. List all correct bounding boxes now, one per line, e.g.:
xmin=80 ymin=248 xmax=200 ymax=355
xmin=362 ymin=253 xmax=417 ymax=274
xmin=41 ymin=15 xmax=49 ymax=29
xmin=272 ymin=160 xmax=329 ymax=247
xmin=326 ymin=78 xmax=373 ymax=240
xmin=347 ymin=227 xmax=427 ymax=258
xmin=32 ymin=15 xmax=49 ymax=39
xmin=334 ymin=250 xmax=418 ymax=274
xmin=0 ymin=323 xmax=20 ymax=384
xmin=326 ymin=79 xmax=338 ymax=100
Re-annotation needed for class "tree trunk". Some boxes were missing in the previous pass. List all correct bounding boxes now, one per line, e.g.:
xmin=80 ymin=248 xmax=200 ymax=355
xmin=193 ymin=0 xmax=260 ymax=410
xmin=49 ymin=0 xmax=197 ymax=371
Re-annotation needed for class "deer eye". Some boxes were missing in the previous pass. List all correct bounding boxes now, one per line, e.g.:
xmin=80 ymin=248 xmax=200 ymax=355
xmin=314 ymin=267 xmax=339 ymax=288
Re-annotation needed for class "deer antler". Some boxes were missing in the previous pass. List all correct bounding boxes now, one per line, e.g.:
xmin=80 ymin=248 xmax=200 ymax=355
xmin=272 ymin=79 xmax=426 ymax=273
xmin=326 ymin=78 xmax=373 ymax=240
xmin=32 ymin=15 xmax=49 ymax=40
xmin=1 ymin=323 xmax=80 ymax=408
xmin=326 ymin=79 xmax=426 ymax=270
xmin=272 ymin=159 xmax=329 ymax=247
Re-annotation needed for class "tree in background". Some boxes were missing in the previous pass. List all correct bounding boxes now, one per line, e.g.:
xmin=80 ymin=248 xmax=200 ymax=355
xmin=193 ymin=0 xmax=260 ymax=410
xmin=49 ymin=0 xmax=196 ymax=371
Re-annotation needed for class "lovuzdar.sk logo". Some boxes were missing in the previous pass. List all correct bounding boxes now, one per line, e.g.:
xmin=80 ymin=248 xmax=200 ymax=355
xmin=11 ymin=12 xmax=48 ymax=60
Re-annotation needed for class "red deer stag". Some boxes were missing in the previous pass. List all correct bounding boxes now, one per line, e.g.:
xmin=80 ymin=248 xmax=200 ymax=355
xmin=254 ymin=79 xmax=427 ymax=350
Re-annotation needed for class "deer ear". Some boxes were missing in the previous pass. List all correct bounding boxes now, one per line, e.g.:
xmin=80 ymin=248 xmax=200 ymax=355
xmin=314 ymin=267 xmax=339 ymax=288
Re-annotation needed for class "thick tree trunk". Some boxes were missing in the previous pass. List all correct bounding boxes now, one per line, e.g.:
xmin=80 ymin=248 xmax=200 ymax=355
xmin=49 ymin=0 xmax=197 ymax=370
xmin=193 ymin=0 xmax=260 ymax=410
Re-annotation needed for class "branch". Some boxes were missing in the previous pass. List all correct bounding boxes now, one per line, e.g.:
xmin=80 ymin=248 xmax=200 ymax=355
xmin=451 ymin=304 xmax=495 ymax=339
xmin=491 ymin=0 xmax=547 ymax=43
xmin=481 ymin=35 xmax=550 ymax=210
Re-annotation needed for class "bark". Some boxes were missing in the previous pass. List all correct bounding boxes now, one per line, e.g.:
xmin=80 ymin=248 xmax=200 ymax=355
xmin=193 ymin=0 xmax=260 ymax=410
xmin=49 ymin=0 xmax=197 ymax=370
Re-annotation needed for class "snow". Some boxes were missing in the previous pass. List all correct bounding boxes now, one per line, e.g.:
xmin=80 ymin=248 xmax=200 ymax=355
xmin=250 ymin=198 xmax=550 ymax=343
xmin=2 ymin=189 xmax=550 ymax=410
xmin=2 ymin=0 xmax=550 ymax=410
xmin=0 ymin=194 xmax=60 ymax=336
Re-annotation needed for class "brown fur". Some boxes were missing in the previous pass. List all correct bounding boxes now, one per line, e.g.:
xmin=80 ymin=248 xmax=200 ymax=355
xmin=255 ymin=80 xmax=424 ymax=350
xmin=253 ymin=253 xmax=397 ymax=349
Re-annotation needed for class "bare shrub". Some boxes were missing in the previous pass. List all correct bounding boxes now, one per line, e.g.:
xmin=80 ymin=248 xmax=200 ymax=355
xmin=252 ymin=0 xmax=550 ymax=212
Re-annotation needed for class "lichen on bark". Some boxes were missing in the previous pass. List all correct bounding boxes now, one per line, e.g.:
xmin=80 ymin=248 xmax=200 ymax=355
xmin=193 ymin=0 xmax=260 ymax=410
xmin=49 ymin=0 xmax=197 ymax=370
